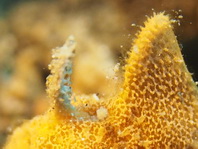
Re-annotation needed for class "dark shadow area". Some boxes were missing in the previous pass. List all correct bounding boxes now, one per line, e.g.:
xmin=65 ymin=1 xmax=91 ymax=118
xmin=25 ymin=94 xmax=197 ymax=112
xmin=183 ymin=36 xmax=198 ymax=81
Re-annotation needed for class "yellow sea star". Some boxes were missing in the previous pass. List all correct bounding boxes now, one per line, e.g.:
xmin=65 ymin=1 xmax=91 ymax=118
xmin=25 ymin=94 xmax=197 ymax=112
xmin=4 ymin=13 xmax=198 ymax=149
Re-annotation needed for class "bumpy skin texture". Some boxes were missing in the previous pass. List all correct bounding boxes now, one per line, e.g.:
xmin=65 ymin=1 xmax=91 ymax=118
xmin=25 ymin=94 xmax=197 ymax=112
xmin=5 ymin=13 xmax=198 ymax=149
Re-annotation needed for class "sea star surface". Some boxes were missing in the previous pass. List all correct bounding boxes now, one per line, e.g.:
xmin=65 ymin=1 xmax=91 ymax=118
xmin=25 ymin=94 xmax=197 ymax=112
xmin=5 ymin=13 xmax=198 ymax=149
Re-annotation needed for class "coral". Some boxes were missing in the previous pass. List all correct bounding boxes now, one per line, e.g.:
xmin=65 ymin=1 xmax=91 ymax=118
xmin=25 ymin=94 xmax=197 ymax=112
xmin=4 ymin=13 xmax=198 ymax=149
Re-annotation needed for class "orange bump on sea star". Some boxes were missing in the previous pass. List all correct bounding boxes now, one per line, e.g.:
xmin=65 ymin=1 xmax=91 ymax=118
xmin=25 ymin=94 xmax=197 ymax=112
xmin=4 ymin=13 xmax=198 ymax=149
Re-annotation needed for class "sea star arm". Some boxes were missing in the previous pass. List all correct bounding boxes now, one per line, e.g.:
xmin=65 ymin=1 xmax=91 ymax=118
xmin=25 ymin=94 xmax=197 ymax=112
xmin=46 ymin=36 xmax=90 ymax=119
xmin=108 ymin=12 xmax=198 ymax=148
